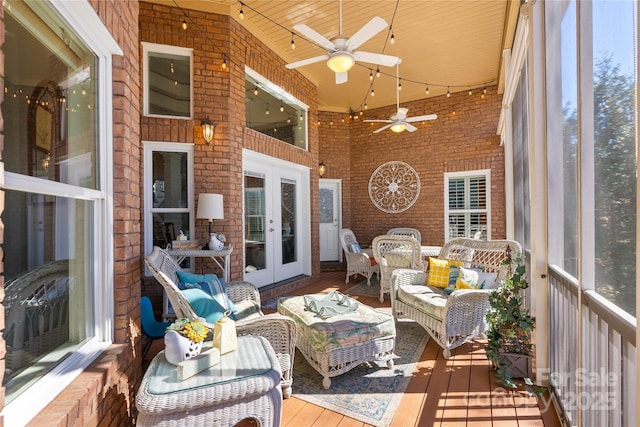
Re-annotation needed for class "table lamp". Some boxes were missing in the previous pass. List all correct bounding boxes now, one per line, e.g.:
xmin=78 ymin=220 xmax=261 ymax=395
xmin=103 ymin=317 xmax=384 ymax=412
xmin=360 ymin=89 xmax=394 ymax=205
xmin=196 ymin=193 xmax=224 ymax=249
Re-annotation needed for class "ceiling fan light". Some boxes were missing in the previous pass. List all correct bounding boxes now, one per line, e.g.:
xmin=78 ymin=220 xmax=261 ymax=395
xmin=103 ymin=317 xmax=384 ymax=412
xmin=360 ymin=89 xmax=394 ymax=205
xmin=390 ymin=123 xmax=406 ymax=133
xmin=327 ymin=53 xmax=355 ymax=73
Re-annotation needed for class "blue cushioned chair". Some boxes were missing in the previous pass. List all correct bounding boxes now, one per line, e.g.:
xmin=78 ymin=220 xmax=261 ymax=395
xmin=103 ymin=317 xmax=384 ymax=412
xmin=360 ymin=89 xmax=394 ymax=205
xmin=140 ymin=296 xmax=170 ymax=359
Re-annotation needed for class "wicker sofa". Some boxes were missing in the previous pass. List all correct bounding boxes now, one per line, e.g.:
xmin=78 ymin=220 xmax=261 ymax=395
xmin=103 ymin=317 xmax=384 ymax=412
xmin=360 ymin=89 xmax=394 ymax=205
xmin=390 ymin=238 xmax=522 ymax=358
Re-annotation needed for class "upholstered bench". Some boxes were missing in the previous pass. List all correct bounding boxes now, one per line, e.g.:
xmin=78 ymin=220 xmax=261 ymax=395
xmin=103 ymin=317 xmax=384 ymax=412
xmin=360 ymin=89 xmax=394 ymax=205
xmin=390 ymin=238 xmax=522 ymax=359
xmin=278 ymin=293 xmax=395 ymax=389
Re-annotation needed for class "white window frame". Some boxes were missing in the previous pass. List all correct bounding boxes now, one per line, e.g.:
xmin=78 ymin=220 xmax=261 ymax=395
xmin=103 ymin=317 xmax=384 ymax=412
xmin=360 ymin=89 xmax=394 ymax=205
xmin=0 ymin=0 xmax=121 ymax=424
xmin=444 ymin=169 xmax=492 ymax=242
xmin=142 ymin=42 xmax=194 ymax=119
xmin=143 ymin=141 xmax=195 ymax=261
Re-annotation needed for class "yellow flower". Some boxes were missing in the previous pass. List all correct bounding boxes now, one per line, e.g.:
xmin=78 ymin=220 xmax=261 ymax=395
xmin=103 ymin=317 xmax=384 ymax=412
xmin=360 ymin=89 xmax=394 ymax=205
xmin=166 ymin=318 xmax=209 ymax=342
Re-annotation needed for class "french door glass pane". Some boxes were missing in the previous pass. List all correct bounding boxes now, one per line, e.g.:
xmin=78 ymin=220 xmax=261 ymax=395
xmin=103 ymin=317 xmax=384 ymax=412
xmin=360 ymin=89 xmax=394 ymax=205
xmin=319 ymin=188 xmax=334 ymax=224
xmin=245 ymin=175 xmax=266 ymax=271
xmin=281 ymin=180 xmax=297 ymax=264
xmin=592 ymin=0 xmax=637 ymax=315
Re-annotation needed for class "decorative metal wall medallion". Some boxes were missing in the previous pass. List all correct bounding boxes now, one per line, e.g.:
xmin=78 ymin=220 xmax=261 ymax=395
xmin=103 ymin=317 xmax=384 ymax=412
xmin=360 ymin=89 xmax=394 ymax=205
xmin=368 ymin=161 xmax=420 ymax=213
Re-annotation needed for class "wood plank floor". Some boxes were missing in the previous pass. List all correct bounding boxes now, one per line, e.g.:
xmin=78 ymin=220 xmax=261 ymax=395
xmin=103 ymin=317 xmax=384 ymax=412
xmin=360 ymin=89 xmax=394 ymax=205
xmin=147 ymin=270 xmax=561 ymax=426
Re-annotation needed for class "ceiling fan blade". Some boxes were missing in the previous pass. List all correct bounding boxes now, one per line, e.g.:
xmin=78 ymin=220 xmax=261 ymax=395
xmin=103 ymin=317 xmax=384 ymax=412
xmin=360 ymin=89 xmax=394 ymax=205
xmin=353 ymin=51 xmax=400 ymax=67
xmin=293 ymin=24 xmax=336 ymax=51
xmin=373 ymin=123 xmax=393 ymax=133
xmin=364 ymin=119 xmax=393 ymax=123
xmin=335 ymin=71 xmax=348 ymax=84
xmin=286 ymin=55 xmax=329 ymax=69
xmin=405 ymin=123 xmax=418 ymax=132
xmin=346 ymin=16 xmax=388 ymax=50
xmin=405 ymin=114 xmax=438 ymax=122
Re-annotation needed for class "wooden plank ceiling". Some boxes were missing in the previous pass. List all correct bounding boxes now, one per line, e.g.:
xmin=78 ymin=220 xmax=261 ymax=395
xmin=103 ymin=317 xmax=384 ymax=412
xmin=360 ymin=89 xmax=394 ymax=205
xmin=149 ymin=0 xmax=519 ymax=112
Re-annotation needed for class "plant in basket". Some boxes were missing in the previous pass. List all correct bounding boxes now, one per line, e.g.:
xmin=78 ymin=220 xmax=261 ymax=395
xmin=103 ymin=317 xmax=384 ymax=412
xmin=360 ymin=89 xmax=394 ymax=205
xmin=485 ymin=248 xmax=538 ymax=392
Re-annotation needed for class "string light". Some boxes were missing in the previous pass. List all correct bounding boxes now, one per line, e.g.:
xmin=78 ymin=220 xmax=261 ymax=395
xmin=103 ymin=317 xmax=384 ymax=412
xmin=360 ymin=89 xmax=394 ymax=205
xmin=398 ymin=78 xmax=402 ymax=91
xmin=390 ymin=27 xmax=395 ymax=44
xmin=468 ymin=88 xmax=472 ymax=96
xmin=447 ymin=86 xmax=450 ymax=97
xmin=369 ymin=70 xmax=373 ymax=81
xmin=222 ymin=57 xmax=227 ymax=69
xmin=239 ymin=2 xmax=244 ymax=19
xmin=425 ymin=85 xmax=430 ymax=95
xmin=376 ymin=67 xmax=381 ymax=78
xmin=182 ymin=19 xmax=187 ymax=30
xmin=279 ymin=104 xmax=284 ymax=112
xmin=253 ymin=87 xmax=259 ymax=96
xmin=265 ymin=106 xmax=270 ymax=115
xmin=290 ymin=33 xmax=295 ymax=50
xmin=452 ymin=105 xmax=456 ymax=115
xmin=370 ymin=87 xmax=375 ymax=97
xmin=364 ymin=102 xmax=368 ymax=110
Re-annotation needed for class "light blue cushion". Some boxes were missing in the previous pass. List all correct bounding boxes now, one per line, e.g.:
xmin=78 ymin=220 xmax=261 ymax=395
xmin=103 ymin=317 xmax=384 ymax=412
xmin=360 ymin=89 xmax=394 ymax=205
xmin=350 ymin=242 xmax=362 ymax=253
xmin=181 ymin=288 xmax=227 ymax=324
xmin=176 ymin=271 xmax=238 ymax=314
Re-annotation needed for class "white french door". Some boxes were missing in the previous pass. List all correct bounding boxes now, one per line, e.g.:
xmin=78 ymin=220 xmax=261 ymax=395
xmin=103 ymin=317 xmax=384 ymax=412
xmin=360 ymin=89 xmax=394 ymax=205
xmin=243 ymin=151 xmax=311 ymax=287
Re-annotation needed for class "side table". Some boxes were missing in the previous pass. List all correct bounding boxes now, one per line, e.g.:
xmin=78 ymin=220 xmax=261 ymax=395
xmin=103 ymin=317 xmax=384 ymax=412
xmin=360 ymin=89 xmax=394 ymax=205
xmin=136 ymin=335 xmax=282 ymax=427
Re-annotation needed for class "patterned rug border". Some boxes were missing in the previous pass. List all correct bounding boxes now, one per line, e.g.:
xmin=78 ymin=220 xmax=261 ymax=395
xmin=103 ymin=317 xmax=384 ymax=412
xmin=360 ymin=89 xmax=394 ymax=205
xmin=345 ymin=277 xmax=381 ymax=298
xmin=291 ymin=316 xmax=429 ymax=427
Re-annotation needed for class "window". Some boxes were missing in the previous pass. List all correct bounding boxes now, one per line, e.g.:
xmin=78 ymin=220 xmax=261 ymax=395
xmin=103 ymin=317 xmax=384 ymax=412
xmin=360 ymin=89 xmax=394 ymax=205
xmin=143 ymin=142 xmax=194 ymax=257
xmin=0 ymin=0 xmax=120 ymax=423
xmin=245 ymin=67 xmax=308 ymax=149
xmin=143 ymin=42 xmax=193 ymax=118
xmin=445 ymin=170 xmax=491 ymax=241
xmin=512 ymin=58 xmax=531 ymax=249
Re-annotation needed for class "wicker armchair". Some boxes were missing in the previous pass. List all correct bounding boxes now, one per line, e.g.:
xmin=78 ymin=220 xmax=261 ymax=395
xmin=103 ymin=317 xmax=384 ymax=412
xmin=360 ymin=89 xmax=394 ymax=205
xmin=390 ymin=238 xmax=522 ymax=358
xmin=339 ymin=228 xmax=379 ymax=285
xmin=387 ymin=227 xmax=422 ymax=244
xmin=144 ymin=246 xmax=296 ymax=398
xmin=372 ymin=235 xmax=424 ymax=303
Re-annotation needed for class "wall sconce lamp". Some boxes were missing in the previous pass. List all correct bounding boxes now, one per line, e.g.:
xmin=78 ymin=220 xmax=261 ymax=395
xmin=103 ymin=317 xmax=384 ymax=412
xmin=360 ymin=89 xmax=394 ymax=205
xmin=318 ymin=161 xmax=327 ymax=178
xmin=201 ymin=116 xmax=215 ymax=144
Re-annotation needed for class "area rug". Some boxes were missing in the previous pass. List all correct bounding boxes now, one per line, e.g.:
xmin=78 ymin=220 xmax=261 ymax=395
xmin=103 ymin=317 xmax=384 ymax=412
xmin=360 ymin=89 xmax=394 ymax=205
xmin=345 ymin=276 xmax=381 ymax=298
xmin=291 ymin=317 xmax=430 ymax=427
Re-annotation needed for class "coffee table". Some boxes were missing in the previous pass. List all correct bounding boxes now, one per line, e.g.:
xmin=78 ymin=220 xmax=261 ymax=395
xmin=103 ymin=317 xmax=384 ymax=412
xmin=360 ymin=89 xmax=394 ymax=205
xmin=278 ymin=293 xmax=396 ymax=389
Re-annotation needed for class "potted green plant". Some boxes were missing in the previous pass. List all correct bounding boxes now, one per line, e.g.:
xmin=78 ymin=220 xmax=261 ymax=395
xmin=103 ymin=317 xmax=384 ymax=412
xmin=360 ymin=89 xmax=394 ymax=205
xmin=485 ymin=250 xmax=535 ymax=389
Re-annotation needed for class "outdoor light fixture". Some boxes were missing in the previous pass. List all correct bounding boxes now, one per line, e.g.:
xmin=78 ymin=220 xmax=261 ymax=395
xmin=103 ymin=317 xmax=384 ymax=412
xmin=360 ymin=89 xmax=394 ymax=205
xmin=326 ymin=52 xmax=355 ymax=73
xmin=201 ymin=117 xmax=215 ymax=144
xmin=318 ymin=161 xmax=327 ymax=177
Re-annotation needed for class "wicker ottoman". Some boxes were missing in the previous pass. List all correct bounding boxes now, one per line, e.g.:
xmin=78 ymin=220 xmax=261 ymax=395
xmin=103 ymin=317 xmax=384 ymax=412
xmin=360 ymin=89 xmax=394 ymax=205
xmin=278 ymin=293 xmax=396 ymax=389
xmin=136 ymin=335 xmax=282 ymax=426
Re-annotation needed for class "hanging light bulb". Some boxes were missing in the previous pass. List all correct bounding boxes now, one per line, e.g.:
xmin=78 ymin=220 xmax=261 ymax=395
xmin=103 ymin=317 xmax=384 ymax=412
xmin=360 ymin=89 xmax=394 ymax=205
xmin=468 ymin=88 xmax=472 ymax=96
xmin=265 ymin=106 xmax=270 ymax=115
xmin=253 ymin=87 xmax=259 ymax=96
xmin=376 ymin=67 xmax=381 ymax=78
xmin=291 ymin=33 xmax=295 ymax=50
xmin=181 ymin=19 xmax=187 ymax=30
xmin=222 ymin=58 xmax=227 ymax=69
xmin=425 ymin=85 xmax=430 ymax=95
xmin=170 ymin=63 xmax=174 ymax=73
xmin=369 ymin=70 xmax=373 ymax=81
xmin=299 ymin=113 xmax=303 ymax=121
xmin=364 ymin=102 xmax=368 ymax=110
xmin=239 ymin=3 xmax=244 ymax=19
xmin=482 ymin=84 xmax=487 ymax=98
xmin=398 ymin=79 xmax=402 ymax=91
xmin=280 ymin=105 xmax=284 ymax=112
xmin=370 ymin=87 xmax=375 ymax=97
xmin=452 ymin=105 xmax=456 ymax=115
xmin=341 ymin=115 xmax=345 ymax=123
xmin=390 ymin=28 xmax=395 ymax=44
xmin=447 ymin=86 xmax=450 ymax=97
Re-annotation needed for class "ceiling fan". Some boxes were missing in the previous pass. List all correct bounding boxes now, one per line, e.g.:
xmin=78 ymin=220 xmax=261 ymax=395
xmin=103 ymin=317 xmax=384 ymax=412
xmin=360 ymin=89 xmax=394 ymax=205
xmin=364 ymin=65 xmax=437 ymax=133
xmin=285 ymin=0 xmax=400 ymax=84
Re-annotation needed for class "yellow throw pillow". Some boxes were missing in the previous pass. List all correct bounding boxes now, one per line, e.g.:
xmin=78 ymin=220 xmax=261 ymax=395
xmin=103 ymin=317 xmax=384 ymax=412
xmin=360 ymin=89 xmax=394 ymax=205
xmin=427 ymin=257 xmax=451 ymax=288
xmin=455 ymin=267 xmax=482 ymax=289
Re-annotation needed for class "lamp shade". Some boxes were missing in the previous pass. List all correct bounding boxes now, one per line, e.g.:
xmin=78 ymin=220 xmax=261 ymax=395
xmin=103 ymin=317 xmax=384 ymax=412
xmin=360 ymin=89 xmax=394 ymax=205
xmin=197 ymin=193 xmax=224 ymax=220
xmin=327 ymin=52 xmax=355 ymax=73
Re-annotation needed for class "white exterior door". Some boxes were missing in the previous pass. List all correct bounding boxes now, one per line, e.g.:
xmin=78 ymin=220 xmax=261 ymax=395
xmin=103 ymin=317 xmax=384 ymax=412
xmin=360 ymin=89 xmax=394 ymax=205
xmin=243 ymin=151 xmax=311 ymax=287
xmin=319 ymin=179 xmax=342 ymax=261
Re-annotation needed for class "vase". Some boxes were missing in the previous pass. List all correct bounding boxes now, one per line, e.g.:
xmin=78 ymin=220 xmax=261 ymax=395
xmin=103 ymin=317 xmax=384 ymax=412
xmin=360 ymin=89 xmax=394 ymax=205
xmin=208 ymin=233 xmax=224 ymax=251
xmin=164 ymin=330 xmax=203 ymax=365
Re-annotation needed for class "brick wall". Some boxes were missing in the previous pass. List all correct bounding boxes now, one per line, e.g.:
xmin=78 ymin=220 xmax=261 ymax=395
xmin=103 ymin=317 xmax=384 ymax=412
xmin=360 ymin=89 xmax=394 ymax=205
xmin=320 ymin=86 xmax=505 ymax=247
xmin=139 ymin=2 xmax=322 ymax=289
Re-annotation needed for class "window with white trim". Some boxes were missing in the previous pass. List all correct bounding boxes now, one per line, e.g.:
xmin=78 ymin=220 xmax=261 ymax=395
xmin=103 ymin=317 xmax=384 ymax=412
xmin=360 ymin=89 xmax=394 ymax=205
xmin=142 ymin=42 xmax=193 ymax=119
xmin=143 ymin=142 xmax=195 ymax=258
xmin=0 ymin=0 xmax=120 ymax=423
xmin=445 ymin=170 xmax=491 ymax=241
